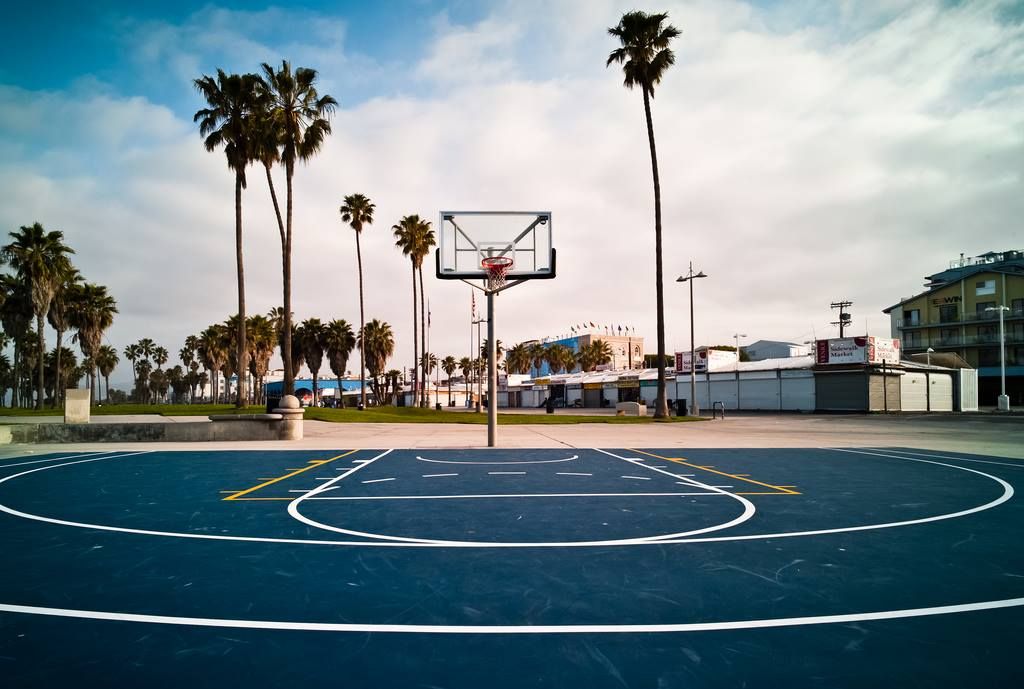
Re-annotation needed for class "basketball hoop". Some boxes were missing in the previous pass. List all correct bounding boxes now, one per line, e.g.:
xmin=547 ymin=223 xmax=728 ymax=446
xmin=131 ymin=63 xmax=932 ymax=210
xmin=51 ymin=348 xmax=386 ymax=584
xmin=481 ymin=255 xmax=513 ymax=290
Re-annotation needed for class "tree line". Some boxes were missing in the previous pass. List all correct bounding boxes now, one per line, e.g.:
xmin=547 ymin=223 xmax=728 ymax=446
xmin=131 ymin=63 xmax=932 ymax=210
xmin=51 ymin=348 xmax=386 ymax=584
xmin=0 ymin=223 xmax=118 ymax=409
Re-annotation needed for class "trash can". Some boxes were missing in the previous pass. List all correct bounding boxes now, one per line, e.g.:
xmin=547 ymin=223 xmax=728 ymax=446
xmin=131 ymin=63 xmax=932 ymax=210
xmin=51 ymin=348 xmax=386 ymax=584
xmin=266 ymin=396 xmax=281 ymax=414
xmin=435 ymin=403 xmax=442 ymax=411
xmin=676 ymin=399 xmax=687 ymax=417
xmin=545 ymin=398 xmax=555 ymax=414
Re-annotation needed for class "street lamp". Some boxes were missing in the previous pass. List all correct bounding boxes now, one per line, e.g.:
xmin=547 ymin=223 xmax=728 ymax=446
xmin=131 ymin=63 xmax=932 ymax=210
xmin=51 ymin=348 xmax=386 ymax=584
xmin=926 ymin=347 xmax=934 ymax=367
xmin=733 ymin=332 xmax=747 ymax=410
xmin=677 ymin=264 xmax=708 ymax=417
xmin=985 ymin=305 xmax=1010 ymax=411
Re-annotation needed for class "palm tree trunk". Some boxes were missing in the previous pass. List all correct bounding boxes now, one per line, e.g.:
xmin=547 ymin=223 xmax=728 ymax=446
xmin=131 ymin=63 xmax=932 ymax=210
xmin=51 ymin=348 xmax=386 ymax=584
xmin=54 ymin=327 xmax=63 ymax=408
xmin=36 ymin=313 xmax=45 ymax=410
xmin=234 ymin=172 xmax=248 ymax=409
xmin=419 ymin=266 xmax=427 ymax=407
xmin=105 ymin=374 xmax=110 ymax=404
xmin=336 ymin=375 xmax=343 ymax=408
xmin=282 ymin=167 xmax=295 ymax=397
xmin=356 ymin=231 xmax=366 ymax=408
xmin=411 ymin=263 xmax=418 ymax=409
xmin=12 ymin=341 xmax=18 ymax=408
xmin=642 ymin=86 xmax=669 ymax=419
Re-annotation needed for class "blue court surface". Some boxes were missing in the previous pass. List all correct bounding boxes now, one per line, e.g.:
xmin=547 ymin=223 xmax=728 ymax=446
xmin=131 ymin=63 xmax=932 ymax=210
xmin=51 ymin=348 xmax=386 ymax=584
xmin=1 ymin=446 xmax=1023 ymax=687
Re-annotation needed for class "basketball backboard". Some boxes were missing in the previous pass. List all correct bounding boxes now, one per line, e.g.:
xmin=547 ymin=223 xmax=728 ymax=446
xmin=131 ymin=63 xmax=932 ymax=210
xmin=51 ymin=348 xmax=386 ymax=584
xmin=435 ymin=211 xmax=555 ymax=282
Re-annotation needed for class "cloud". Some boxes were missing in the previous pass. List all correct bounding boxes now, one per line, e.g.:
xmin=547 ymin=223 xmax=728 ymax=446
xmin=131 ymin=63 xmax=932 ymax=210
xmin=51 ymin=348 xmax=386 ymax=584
xmin=1 ymin=0 xmax=1022 ymax=386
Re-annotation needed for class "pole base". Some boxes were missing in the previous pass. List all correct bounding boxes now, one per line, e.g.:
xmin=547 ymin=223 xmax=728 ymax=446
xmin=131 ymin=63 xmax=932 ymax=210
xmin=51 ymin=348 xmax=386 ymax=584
xmin=997 ymin=395 xmax=1011 ymax=412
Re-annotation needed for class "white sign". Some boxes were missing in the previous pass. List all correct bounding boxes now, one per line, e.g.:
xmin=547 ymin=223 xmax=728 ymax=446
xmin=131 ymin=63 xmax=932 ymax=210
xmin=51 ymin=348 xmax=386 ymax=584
xmin=675 ymin=349 xmax=738 ymax=373
xmin=815 ymin=337 xmax=901 ymax=365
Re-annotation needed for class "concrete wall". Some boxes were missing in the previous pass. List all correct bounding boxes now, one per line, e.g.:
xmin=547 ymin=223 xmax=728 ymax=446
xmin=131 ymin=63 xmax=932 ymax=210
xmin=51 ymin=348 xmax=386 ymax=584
xmin=3 ymin=414 xmax=297 ymax=444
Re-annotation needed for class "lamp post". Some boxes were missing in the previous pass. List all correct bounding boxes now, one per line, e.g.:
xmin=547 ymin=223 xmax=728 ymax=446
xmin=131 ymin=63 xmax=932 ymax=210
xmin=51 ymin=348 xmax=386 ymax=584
xmin=676 ymin=264 xmax=708 ymax=417
xmin=985 ymin=305 xmax=1010 ymax=411
xmin=926 ymin=347 xmax=934 ymax=367
xmin=733 ymin=332 xmax=747 ymax=410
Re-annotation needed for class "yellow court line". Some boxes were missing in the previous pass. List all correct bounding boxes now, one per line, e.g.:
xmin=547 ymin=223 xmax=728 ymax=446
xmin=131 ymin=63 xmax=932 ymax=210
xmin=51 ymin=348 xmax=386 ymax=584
xmin=628 ymin=449 xmax=800 ymax=495
xmin=223 ymin=449 xmax=359 ymax=501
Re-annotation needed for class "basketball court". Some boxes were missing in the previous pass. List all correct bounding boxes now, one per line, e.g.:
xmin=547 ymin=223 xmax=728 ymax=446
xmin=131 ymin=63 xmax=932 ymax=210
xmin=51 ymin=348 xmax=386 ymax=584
xmin=2 ymin=444 xmax=1022 ymax=687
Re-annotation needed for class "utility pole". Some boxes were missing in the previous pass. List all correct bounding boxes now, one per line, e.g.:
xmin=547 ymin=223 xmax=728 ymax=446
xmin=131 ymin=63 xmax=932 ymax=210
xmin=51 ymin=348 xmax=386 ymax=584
xmin=831 ymin=300 xmax=853 ymax=337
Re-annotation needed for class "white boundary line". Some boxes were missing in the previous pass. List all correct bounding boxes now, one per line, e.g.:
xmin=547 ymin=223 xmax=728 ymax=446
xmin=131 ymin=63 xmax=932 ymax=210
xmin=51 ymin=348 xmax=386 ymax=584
xmin=864 ymin=448 xmax=1024 ymax=470
xmin=0 ymin=448 xmax=1014 ymax=548
xmin=415 ymin=455 xmax=578 ymax=465
xmin=2 ymin=596 xmax=1022 ymax=634
xmin=0 ymin=451 xmax=115 ymax=469
xmin=286 ymin=449 xmax=753 ymax=547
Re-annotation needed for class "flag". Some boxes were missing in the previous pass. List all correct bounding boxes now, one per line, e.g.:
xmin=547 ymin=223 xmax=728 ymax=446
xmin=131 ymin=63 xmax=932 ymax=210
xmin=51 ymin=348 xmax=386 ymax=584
xmin=428 ymin=300 xmax=432 ymax=328
xmin=590 ymin=321 xmax=595 ymax=328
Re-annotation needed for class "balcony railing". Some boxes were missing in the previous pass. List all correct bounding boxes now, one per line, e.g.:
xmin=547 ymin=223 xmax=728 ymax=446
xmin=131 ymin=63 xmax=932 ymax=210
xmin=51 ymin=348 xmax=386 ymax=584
xmin=896 ymin=307 xmax=1023 ymax=329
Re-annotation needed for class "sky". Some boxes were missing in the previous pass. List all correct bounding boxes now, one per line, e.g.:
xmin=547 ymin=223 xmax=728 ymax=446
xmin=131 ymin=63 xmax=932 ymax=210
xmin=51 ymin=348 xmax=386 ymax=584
xmin=1 ymin=0 xmax=1022 ymax=387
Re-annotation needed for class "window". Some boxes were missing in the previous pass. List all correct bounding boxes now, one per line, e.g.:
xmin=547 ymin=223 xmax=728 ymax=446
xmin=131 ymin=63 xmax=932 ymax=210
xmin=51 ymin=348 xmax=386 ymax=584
xmin=976 ymin=301 xmax=996 ymax=317
xmin=940 ymin=328 xmax=959 ymax=345
xmin=977 ymin=325 xmax=998 ymax=344
xmin=904 ymin=331 xmax=922 ymax=348
xmin=1013 ymin=298 xmax=1023 ymax=316
xmin=939 ymin=304 xmax=958 ymax=323
xmin=902 ymin=309 xmax=920 ymax=326
xmin=978 ymin=348 xmax=1000 ymax=366
xmin=975 ymin=280 xmax=996 ymax=296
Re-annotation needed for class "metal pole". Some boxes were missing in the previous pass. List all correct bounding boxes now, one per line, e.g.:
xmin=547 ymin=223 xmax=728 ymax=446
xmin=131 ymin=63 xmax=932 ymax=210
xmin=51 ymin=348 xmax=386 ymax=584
xmin=487 ymin=290 xmax=497 ymax=446
xmin=999 ymin=306 xmax=1006 ymax=398
xmin=689 ymin=262 xmax=697 ymax=417
xmin=476 ymin=318 xmax=482 ymax=413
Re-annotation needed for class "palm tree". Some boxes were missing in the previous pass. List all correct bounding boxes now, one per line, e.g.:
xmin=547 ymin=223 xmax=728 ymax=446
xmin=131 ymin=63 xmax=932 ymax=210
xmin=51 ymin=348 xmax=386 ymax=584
xmin=528 ymin=342 xmax=547 ymax=378
xmin=323 ymin=319 xmax=356 ymax=408
xmin=340 ymin=193 xmax=375 ymax=408
xmin=123 ymin=343 xmax=141 ymax=391
xmin=420 ymin=351 xmax=438 ymax=406
xmin=46 ymin=267 xmax=82 ymax=407
xmin=459 ymin=356 xmax=473 ymax=379
xmin=246 ymin=314 xmax=277 ymax=405
xmin=259 ymin=60 xmax=337 ymax=398
xmin=0 ymin=275 xmax=32 ymax=407
xmin=393 ymin=214 xmax=434 ymax=407
xmin=480 ymin=339 xmax=504 ymax=363
xmin=2 ymin=223 xmax=75 ymax=409
xmin=358 ymin=319 xmax=394 ymax=406
xmin=197 ymin=325 xmax=227 ymax=403
xmin=442 ymin=355 xmax=457 ymax=405
xmin=95 ymin=345 xmax=119 ymax=404
xmin=67 ymin=283 xmax=117 ymax=402
xmin=194 ymin=69 xmax=260 ymax=409
xmin=297 ymin=318 xmax=326 ymax=406
xmin=505 ymin=343 xmax=531 ymax=375
xmin=608 ymin=10 xmax=680 ymax=419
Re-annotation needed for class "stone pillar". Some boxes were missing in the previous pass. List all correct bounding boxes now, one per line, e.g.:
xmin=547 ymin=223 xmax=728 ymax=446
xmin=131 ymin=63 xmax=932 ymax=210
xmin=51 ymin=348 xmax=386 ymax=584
xmin=273 ymin=394 xmax=305 ymax=440
xmin=65 ymin=389 xmax=92 ymax=424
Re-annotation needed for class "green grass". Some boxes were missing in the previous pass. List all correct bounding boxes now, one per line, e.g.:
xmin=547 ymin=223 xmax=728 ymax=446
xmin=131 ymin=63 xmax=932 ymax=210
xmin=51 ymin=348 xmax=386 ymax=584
xmin=0 ymin=403 xmax=706 ymax=424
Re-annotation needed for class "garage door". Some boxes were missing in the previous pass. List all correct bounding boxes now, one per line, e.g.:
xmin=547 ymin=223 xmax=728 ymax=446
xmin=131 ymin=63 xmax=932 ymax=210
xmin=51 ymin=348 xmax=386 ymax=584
xmin=930 ymin=374 xmax=954 ymax=412
xmin=901 ymin=372 xmax=928 ymax=412
xmin=741 ymin=376 xmax=780 ymax=410
xmin=781 ymin=371 xmax=815 ymax=410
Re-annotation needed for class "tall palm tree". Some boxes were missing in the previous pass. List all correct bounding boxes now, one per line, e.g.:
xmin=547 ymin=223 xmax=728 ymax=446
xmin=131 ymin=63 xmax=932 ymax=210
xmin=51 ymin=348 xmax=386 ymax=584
xmin=608 ymin=10 xmax=680 ymax=419
xmin=459 ymin=356 xmax=473 ymax=386
xmin=358 ymin=319 xmax=394 ymax=406
xmin=95 ymin=345 xmax=119 ymax=404
xmin=420 ymin=351 xmax=438 ymax=406
xmin=67 ymin=283 xmax=117 ymax=402
xmin=340 ymin=193 xmax=376 ymax=408
xmin=46 ymin=267 xmax=82 ymax=407
xmin=442 ymin=355 xmax=457 ymax=405
xmin=259 ymin=60 xmax=337 ymax=397
xmin=393 ymin=214 xmax=434 ymax=407
xmin=194 ymin=69 xmax=260 ymax=409
xmin=323 ymin=319 xmax=356 ymax=408
xmin=153 ymin=345 xmax=168 ymax=371
xmin=2 ymin=223 xmax=75 ymax=408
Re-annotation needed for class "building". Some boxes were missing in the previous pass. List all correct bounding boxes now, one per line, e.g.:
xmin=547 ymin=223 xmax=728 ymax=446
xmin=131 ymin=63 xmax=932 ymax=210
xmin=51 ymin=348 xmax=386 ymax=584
xmin=883 ymin=249 xmax=1023 ymax=405
xmin=744 ymin=340 xmax=811 ymax=361
xmin=528 ymin=329 xmax=644 ymax=376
